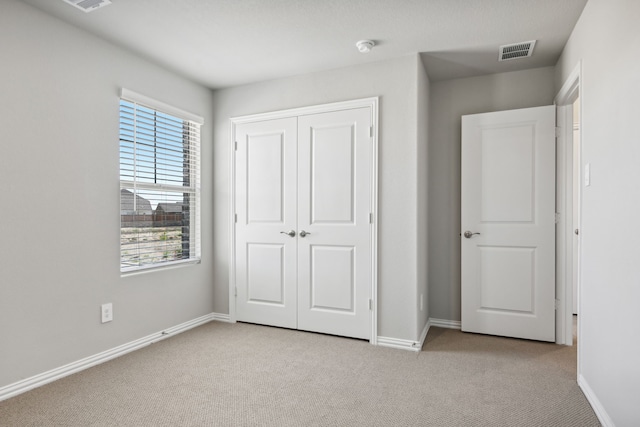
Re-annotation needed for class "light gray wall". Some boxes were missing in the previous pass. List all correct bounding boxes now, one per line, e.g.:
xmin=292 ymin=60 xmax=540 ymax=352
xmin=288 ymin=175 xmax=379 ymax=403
xmin=555 ymin=0 xmax=640 ymax=424
xmin=416 ymin=59 xmax=430 ymax=335
xmin=212 ymin=55 xmax=425 ymax=340
xmin=0 ymin=0 xmax=214 ymax=388
xmin=427 ymin=67 xmax=556 ymax=321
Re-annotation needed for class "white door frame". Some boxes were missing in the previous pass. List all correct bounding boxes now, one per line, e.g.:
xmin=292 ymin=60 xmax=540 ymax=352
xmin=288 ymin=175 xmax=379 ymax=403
xmin=554 ymin=62 xmax=582 ymax=347
xmin=228 ymin=97 xmax=379 ymax=344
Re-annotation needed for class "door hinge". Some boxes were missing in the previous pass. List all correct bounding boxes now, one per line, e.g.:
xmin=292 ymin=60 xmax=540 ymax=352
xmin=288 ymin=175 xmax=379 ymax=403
xmin=234 ymin=213 xmax=238 ymax=223
xmin=369 ymin=126 xmax=373 ymax=138
xmin=234 ymin=141 xmax=238 ymax=151
xmin=369 ymin=299 xmax=373 ymax=310
xmin=555 ymin=299 xmax=560 ymax=310
xmin=555 ymin=212 xmax=560 ymax=224
xmin=234 ymin=286 xmax=238 ymax=297
xmin=555 ymin=127 xmax=561 ymax=138
xmin=369 ymin=213 xmax=373 ymax=224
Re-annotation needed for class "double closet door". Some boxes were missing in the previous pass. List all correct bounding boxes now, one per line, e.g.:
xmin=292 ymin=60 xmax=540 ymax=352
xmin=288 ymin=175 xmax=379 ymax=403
xmin=234 ymin=106 xmax=373 ymax=340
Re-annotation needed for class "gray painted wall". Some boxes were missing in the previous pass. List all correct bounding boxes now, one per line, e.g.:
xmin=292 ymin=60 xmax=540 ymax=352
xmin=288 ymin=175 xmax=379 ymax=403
xmin=0 ymin=0 xmax=214 ymax=388
xmin=212 ymin=55 xmax=426 ymax=341
xmin=555 ymin=0 xmax=640 ymax=424
xmin=427 ymin=67 xmax=556 ymax=321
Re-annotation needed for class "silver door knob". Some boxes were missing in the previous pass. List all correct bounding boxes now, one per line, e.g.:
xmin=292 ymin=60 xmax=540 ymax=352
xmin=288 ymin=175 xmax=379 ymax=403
xmin=463 ymin=231 xmax=480 ymax=239
xmin=280 ymin=230 xmax=296 ymax=238
xmin=575 ymin=229 xmax=580 ymax=235
xmin=299 ymin=230 xmax=311 ymax=238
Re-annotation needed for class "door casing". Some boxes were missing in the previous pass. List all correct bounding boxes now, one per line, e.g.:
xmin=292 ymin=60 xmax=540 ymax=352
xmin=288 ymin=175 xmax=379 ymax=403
xmin=554 ymin=62 xmax=582 ymax=347
xmin=228 ymin=97 xmax=379 ymax=344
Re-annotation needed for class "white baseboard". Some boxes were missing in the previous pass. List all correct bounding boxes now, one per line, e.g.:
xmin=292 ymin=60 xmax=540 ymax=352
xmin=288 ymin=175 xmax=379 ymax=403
xmin=377 ymin=336 xmax=422 ymax=352
xmin=376 ymin=318 xmax=459 ymax=352
xmin=211 ymin=312 xmax=232 ymax=322
xmin=377 ymin=320 xmax=431 ymax=352
xmin=578 ymin=374 xmax=615 ymax=427
xmin=418 ymin=320 xmax=430 ymax=348
xmin=0 ymin=312 xmax=216 ymax=402
xmin=428 ymin=318 xmax=462 ymax=330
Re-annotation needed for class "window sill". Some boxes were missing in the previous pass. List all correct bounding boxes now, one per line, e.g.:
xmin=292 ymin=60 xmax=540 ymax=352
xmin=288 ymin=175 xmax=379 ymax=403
xmin=120 ymin=258 xmax=201 ymax=277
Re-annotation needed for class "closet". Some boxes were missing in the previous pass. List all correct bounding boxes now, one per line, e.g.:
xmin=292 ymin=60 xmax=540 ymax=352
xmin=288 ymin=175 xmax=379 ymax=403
xmin=230 ymin=99 xmax=378 ymax=340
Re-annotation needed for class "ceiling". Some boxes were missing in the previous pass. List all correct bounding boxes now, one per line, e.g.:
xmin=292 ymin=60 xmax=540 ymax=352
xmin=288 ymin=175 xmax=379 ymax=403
xmin=20 ymin=0 xmax=588 ymax=89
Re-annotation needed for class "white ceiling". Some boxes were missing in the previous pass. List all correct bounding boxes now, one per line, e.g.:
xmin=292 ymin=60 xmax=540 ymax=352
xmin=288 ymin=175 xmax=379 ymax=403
xmin=20 ymin=0 xmax=588 ymax=89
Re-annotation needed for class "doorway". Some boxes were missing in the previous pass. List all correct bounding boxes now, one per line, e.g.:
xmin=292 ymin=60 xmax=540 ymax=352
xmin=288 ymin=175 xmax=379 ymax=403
xmin=554 ymin=63 xmax=582 ymax=348
xmin=460 ymin=106 xmax=557 ymax=342
xmin=229 ymin=98 xmax=379 ymax=342
xmin=459 ymin=75 xmax=582 ymax=346
xmin=572 ymin=96 xmax=581 ymax=318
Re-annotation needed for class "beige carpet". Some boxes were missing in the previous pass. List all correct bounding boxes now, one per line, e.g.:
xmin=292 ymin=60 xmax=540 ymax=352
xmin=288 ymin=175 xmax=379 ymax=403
xmin=0 ymin=321 xmax=600 ymax=426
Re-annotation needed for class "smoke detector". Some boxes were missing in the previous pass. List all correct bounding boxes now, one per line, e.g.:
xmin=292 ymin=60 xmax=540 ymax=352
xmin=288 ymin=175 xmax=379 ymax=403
xmin=62 ymin=0 xmax=112 ymax=13
xmin=356 ymin=40 xmax=375 ymax=54
xmin=498 ymin=40 xmax=536 ymax=61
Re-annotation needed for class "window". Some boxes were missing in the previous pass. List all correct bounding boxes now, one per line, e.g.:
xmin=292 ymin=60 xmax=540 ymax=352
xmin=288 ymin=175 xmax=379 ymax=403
xmin=119 ymin=89 xmax=202 ymax=273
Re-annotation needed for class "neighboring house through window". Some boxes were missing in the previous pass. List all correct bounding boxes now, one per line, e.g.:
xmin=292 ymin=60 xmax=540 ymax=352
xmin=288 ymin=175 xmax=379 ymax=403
xmin=119 ymin=89 xmax=202 ymax=273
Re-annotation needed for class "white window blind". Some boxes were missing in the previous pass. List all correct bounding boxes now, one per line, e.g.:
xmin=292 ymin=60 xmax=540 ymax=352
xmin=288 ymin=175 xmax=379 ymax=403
xmin=119 ymin=91 xmax=202 ymax=273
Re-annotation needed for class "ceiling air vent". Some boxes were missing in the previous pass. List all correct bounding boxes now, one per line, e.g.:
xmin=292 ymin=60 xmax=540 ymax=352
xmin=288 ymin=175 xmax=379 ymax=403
xmin=498 ymin=40 xmax=536 ymax=61
xmin=62 ymin=0 xmax=112 ymax=13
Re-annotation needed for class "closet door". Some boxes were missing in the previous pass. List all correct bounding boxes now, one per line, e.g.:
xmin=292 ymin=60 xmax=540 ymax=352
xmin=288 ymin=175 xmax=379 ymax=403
xmin=235 ymin=117 xmax=298 ymax=328
xmin=297 ymin=107 xmax=372 ymax=339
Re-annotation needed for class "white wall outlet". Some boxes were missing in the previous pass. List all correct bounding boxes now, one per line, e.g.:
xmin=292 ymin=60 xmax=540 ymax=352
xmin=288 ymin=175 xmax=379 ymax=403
xmin=101 ymin=303 xmax=113 ymax=323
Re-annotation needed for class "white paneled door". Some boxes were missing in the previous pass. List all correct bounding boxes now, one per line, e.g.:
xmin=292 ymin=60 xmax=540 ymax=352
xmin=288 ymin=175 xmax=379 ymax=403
xmin=235 ymin=105 xmax=374 ymax=340
xmin=461 ymin=106 xmax=556 ymax=342
xmin=235 ymin=117 xmax=298 ymax=329
xmin=297 ymin=108 xmax=372 ymax=339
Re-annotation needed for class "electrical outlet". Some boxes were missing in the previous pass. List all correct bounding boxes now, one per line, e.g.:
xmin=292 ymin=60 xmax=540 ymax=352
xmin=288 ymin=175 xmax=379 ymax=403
xmin=101 ymin=303 xmax=113 ymax=323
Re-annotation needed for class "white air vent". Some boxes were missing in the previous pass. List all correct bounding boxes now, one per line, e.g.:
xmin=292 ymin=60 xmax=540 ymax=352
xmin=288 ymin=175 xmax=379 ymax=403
xmin=498 ymin=40 xmax=536 ymax=61
xmin=62 ymin=0 xmax=112 ymax=13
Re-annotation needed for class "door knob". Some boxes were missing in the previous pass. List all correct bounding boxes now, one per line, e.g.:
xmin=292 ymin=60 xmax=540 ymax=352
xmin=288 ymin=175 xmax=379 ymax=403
xmin=299 ymin=230 xmax=311 ymax=238
xmin=463 ymin=231 xmax=481 ymax=239
xmin=280 ymin=230 xmax=296 ymax=238
xmin=575 ymin=229 xmax=580 ymax=235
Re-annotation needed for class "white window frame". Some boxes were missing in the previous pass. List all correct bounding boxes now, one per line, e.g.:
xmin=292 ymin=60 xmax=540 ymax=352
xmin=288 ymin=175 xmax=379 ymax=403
xmin=119 ymin=89 xmax=203 ymax=274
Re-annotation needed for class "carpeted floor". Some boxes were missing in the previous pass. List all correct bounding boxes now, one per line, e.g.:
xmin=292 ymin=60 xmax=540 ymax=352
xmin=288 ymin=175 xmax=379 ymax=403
xmin=0 ymin=321 xmax=600 ymax=426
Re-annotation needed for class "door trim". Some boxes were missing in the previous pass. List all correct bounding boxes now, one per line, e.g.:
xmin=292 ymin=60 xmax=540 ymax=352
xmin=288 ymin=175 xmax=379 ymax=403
xmin=554 ymin=62 xmax=583 ymax=348
xmin=228 ymin=97 xmax=379 ymax=344
xmin=554 ymin=62 xmax=582 ymax=348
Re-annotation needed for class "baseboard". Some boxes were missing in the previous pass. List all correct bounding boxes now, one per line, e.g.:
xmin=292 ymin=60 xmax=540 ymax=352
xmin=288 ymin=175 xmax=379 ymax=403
xmin=377 ymin=334 xmax=424 ymax=352
xmin=418 ymin=320 xmax=430 ymax=348
xmin=578 ymin=374 xmax=615 ymax=427
xmin=376 ymin=318 xmax=457 ymax=352
xmin=211 ymin=312 xmax=232 ymax=322
xmin=428 ymin=318 xmax=462 ymax=330
xmin=0 ymin=312 xmax=216 ymax=402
